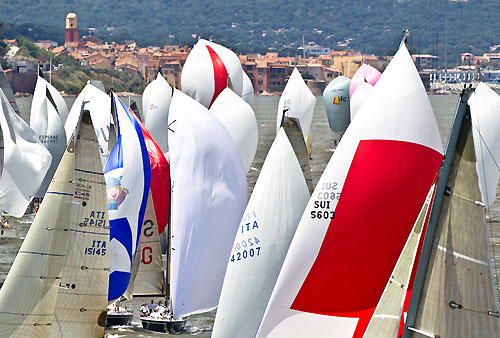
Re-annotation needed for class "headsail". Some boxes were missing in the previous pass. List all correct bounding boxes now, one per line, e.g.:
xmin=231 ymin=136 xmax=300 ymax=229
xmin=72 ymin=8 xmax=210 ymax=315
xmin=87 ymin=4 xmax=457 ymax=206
xmin=349 ymin=63 xmax=381 ymax=99
xmin=0 ymin=89 xmax=52 ymax=216
xmin=168 ymin=90 xmax=247 ymax=317
xmin=241 ymin=71 xmax=255 ymax=108
xmin=30 ymin=75 xmax=67 ymax=198
xmin=212 ymin=128 xmax=310 ymax=338
xmin=0 ymin=114 xmax=77 ymax=337
xmin=403 ymin=86 xmax=500 ymax=338
xmin=323 ymin=76 xmax=350 ymax=135
xmin=210 ymin=88 xmax=258 ymax=173
xmin=143 ymin=73 xmax=172 ymax=153
xmin=255 ymin=43 xmax=443 ymax=338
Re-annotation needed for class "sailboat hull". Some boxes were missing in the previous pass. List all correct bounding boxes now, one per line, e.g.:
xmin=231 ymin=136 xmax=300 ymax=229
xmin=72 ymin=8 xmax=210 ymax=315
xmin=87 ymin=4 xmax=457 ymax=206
xmin=105 ymin=312 xmax=133 ymax=327
xmin=141 ymin=317 xmax=186 ymax=334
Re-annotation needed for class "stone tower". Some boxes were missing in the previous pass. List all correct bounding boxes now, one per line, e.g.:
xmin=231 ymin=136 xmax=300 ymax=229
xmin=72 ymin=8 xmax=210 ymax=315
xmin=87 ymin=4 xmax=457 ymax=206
xmin=65 ymin=12 xmax=78 ymax=45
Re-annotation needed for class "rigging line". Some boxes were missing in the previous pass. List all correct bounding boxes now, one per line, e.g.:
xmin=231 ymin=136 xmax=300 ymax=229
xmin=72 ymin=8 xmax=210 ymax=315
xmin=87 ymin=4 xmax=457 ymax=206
xmin=472 ymin=112 xmax=500 ymax=297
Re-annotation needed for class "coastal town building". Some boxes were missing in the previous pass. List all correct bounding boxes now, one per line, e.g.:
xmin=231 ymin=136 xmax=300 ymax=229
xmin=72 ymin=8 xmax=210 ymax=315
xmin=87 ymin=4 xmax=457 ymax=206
xmin=65 ymin=12 xmax=79 ymax=47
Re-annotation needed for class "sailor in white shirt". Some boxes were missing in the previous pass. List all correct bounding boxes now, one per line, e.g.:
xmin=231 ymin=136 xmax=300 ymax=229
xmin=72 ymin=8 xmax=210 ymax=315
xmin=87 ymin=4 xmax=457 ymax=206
xmin=140 ymin=303 xmax=149 ymax=317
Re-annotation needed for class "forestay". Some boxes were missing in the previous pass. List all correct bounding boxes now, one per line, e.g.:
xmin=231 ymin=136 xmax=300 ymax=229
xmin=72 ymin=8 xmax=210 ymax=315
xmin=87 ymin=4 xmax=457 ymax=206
xmin=349 ymin=63 xmax=381 ymax=99
xmin=143 ymin=72 xmax=172 ymax=153
xmin=0 ymin=116 xmax=76 ymax=337
xmin=210 ymin=88 xmax=258 ymax=173
xmin=65 ymin=83 xmax=111 ymax=166
xmin=30 ymin=75 xmax=67 ymax=198
xmin=105 ymin=94 xmax=151 ymax=302
xmin=323 ymin=76 xmax=351 ymax=134
xmin=275 ymin=68 xmax=315 ymax=143
xmin=255 ymin=43 xmax=443 ymax=338
xmin=0 ymin=89 xmax=51 ymax=217
xmin=168 ymin=90 xmax=247 ymax=317
xmin=50 ymin=110 xmax=109 ymax=338
xmin=212 ymin=128 xmax=310 ymax=338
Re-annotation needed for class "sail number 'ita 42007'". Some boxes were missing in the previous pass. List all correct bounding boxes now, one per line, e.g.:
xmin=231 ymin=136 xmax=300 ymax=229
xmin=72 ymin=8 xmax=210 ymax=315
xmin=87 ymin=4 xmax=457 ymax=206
xmin=230 ymin=211 xmax=261 ymax=263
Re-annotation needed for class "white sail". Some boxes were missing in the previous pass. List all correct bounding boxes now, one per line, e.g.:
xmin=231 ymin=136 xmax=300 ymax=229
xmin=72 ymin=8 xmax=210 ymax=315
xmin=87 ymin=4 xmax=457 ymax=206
xmin=209 ymin=88 xmax=258 ymax=173
xmin=0 ymin=63 xmax=19 ymax=114
xmin=241 ymin=71 xmax=255 ymax=108
xmin=275 ymin=68 xmax=315 ymax=143
xmin=181 ymin=39 xmax=244 ymax=108
xmin=143 ymin=73 xmax=172 ymax=153
xmin=30 ymin=76 xmax=67 ymax=198
xmin=31 ymin=76 xmax=69 ymax=125
xmin=168 ymin=90 xmax=247 ymax=317
xmin=0 ymin=123 xmax=76 ymax=337
xmin=469 ymin=82 xmax=500 ymax=207
xmin=255 ymin=43 xmax=443 ymax=338
xmin=133 ymin=191 xmax=164 ymax=296
xmin=350 ymin=81 xmax=374 ymax=121
xmin=0 ymin=89 xmax=52 ymax=217
xmin=50 ymin=110 xmax=109 ymax=338
xmin=212 ymin=128 xmax=310 ymax=338
xmin=65 ymin=83 xmax=111 ymax=166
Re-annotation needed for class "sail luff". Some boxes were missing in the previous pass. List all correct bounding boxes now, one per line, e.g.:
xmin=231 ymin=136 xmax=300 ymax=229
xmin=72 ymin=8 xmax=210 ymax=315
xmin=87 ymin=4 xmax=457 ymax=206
xmin=402 ymin=88 xmax=474 ymax=337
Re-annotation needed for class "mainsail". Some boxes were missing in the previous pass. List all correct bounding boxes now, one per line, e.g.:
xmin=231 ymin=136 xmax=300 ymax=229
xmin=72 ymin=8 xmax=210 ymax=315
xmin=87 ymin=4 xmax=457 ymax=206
xmin=212 ymin=128 xmax=310 ymax=338
xmin=276 ymin=68 xmax=315 ymax=144
xmin=210 ymin=88 xmax=258 ymax=173
xmin=143 ymin=72 xmax=172 ymax=153
xmin=0 ymin=89 xmax=52 ymax=216
xmin=168 ymin=90 xmax=247 ymax=317
xmin=323 ymin=75 xmax=351 ymax=135
xmin=0 ymin=115 xmax=77 ymax=337
xmin=255 ymin=43 xmax=443 ymax=338
xmin=65 ymin=83 xmax=111 ymax=166
xmin=402 ymin=86 xmax=500 ymax=337
xmin=50 ymin=110 xmax=110 ymax=338
xmin=105 ymin=93 xmax=151 ymax=302
xmin=349 ymin=63 xmax=381 ymax=99
xmin=30 ymin=75 xmax=67 ymax=197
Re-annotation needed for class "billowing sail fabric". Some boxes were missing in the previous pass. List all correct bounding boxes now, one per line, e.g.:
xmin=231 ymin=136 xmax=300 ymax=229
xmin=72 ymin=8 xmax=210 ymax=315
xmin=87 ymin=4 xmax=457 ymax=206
xmin=105 ymin=94 xmax=151 ymax=302
xmin=212 ymin=128 xmax=310 ymax=338
xmin=349 ymin=63 xmax=381 ymax=99
xmin=323 ymin=76 xmax=351 ymax=134
xmin=0 ymin=121 xmax=76 ymax=337
xmin=255 ymin=43 xmax=443 ymax=338
xmin=30 ymin=76 xmax=67 ymax=198
xmin=469 ymin=83 xmax=500 ymax=207
xmin=134 ymin=110 xmax=170 ymax=234
xmin=210 ymin=88 xmax=258 ymax=173
xmin=241 ymin=71 xmax=255 ymax=108
xmin=168 ymin=90 xmax=247 ymax=317
xmin=134 ymin=191 xmax=164 ymax=296
xmin=0 ymin=89 xmax=52 ymax=217
xmin=143 ymin=73 xmax=172 ymax=153
xmin=407 ymin=93 xmax=500 ymax=337
xmin=350 ymin=82 xmax=374 ymax=121
xmin=275 ymin=68 xmax=315 ymax=143
xmin=65 ymin=83 xmax=111 ymax=166
xmin=181 ymin=39 xmax=243 ymax=108
xmin=32 ymin=75 xmax=69 ymax=125
xmin=0 ymin=63 xmax=19 ymax=114
xmin=363 ymin=185 xmax=434 ymax=338
xmin=50 ymin=110 xmax=110 ymax=338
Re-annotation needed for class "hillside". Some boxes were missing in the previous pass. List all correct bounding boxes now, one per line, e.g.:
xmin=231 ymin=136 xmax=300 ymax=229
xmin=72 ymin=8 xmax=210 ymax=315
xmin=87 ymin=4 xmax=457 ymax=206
xmin=1 ymin=0 xmax=499 ymax=66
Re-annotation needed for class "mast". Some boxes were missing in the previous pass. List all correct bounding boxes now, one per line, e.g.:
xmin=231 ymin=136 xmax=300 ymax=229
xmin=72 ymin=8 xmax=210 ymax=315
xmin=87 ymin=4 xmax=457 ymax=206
xmin=402 ymin=86 xmax=475 ymax=337
xmin=167 ymin=178 xmax=172 ymax=313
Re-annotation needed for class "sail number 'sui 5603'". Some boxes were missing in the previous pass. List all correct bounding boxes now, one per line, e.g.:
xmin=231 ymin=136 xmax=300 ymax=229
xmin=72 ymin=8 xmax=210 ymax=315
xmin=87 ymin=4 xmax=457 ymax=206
xmin=311 ymin=182 xmax=339 ymax=220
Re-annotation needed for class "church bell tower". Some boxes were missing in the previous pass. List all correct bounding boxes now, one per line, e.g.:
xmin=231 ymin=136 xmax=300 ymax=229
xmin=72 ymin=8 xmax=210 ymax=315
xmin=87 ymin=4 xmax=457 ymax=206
xmin=65 ymin=12 xmax=79 ymax=46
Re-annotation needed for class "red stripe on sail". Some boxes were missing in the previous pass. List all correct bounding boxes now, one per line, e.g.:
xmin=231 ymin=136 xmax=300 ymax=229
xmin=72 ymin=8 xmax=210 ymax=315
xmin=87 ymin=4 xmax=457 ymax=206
xmin=206 ymin=45 xmax=228 ymax=108
xmin=290 ymin=139 xmax=442 ymax=337
xmin=130 ymin=108 xmax=170 ymax=235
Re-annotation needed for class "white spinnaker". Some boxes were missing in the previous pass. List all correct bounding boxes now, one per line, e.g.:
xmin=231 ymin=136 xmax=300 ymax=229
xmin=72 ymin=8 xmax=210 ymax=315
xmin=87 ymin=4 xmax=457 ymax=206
xmin=30 ymin=77 xmax=67 ymax=198
xmin=50 ymin=111 xmax=109 ymax=338
xmin=350 ymin=81 xmax=374 ymax=121
xmin=65 ymin=83 xmax=111 ymax=166
xmin=255 ymin=43 xmax=443 ymax=338
xmin=210 ymin=88 xmax=258 ymax=173
xmin=0 ymin=89 xmax=51 ymax=217
xmin=469 ymin=82 xmax=500 ymax=207
xmin=31 ymin=76 xmax=69 ymax=124
xmin=275 ymin=68 xmax=315 ymax=142
xmin=212 ymin=128 xmax=310 ymax=338
xmin=0 ymin=126 xmax=75 ymax=337
xmin=241 ymin=71 xmax=255 ymax=108
xmin=143 ymin=73 xmax=172 ymax=153
xmin=168 ymin=90 xmax=247 ymax=317
xmin=134 ymin=191 xmax=164 ymax=296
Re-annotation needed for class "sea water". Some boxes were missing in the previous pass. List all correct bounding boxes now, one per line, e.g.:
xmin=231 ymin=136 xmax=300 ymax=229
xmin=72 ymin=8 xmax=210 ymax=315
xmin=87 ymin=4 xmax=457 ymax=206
xmin=2 ymin=94 xmax=499 ymax=337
